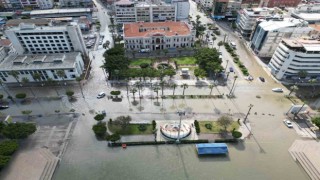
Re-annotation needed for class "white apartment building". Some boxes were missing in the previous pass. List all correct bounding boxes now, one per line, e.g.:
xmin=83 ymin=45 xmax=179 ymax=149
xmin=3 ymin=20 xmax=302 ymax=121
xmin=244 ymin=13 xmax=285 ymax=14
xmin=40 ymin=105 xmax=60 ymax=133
xmin=0 ymin=52 xmax=84 ymax=83
xmin=5 ymin=23 xmax=87 ymax=55
xmin=200 ymin=0 xmax=213 ymax=10
xmin=114 ymin=0 xmax=189 ymax=24
xmin=59 ymin=0 xmax=92 ymax=8
xmin=237 ymin=8 xmax=276 ymax=39
xmin=0 ymin=0 xmax=53 ymax=9
xmin=268 ymin=38 xmax=320 ymax=80
xmin=250 ymin=18 xmax=312 ymax=58
xmin=291 ymin=3 xmax=320 ymax=24
xmin=124 ymin=21 xmax=195 ymax=51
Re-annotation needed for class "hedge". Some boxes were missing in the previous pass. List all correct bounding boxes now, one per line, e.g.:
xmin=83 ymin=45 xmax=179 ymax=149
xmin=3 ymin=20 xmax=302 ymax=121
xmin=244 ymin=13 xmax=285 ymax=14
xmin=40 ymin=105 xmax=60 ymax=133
xmin=108 ymin=139 xmax=209 ymax=147
xmin=0 ymin=140 xmax=18 ymax=156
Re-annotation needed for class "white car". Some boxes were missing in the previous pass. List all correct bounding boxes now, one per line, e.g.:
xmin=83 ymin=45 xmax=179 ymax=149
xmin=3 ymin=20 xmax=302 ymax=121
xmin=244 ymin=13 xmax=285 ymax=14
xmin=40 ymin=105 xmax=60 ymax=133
xmin=272 ymin=88 xmax=283 ymax=93
xmin=97 ymin=92 xmax=106 ymax=99
xmin=283 ymin=120 xmax=293 ymax=128
xmin=209 ymin=41 xmax=213 ymax=45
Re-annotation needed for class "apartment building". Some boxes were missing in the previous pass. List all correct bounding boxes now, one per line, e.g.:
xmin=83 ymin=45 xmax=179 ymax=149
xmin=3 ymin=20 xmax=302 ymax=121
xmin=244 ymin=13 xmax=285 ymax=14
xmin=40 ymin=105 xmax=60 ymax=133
xmin=250 ymin=18 xmax=312 ymax=58
xmin=291 ymin=3 xmax=320 ymax=24
xmin=124 ymin=21 xmax=195 ymax=51
xmin=0 ymin=0 xmax=53 ymax=10
xmin=240 ymin=0 xmax=261 ymax=8
xmin=59 ymin=0 xmax=93 ymax=8
xmin=260 ymin=0 xmax=301 ymax=7
xmin=200 ymin=0 xmax=214 ymax=11
xmin=30 ymin=8 xmax=92 ymax=19
xmin=114 ymin=0 xmax=188 ymax=24
xmin=5 ymin=23 xmax=87 ymax=55
xmin=236 ymin=8 xmax=276 ymax=39
xmin=268 ymin=38 xmax=320 ymax=81
xmin=213 ymin=0 xmax=241 ymax=18
xmin=0 ymin=52 xmax=84 ymax=83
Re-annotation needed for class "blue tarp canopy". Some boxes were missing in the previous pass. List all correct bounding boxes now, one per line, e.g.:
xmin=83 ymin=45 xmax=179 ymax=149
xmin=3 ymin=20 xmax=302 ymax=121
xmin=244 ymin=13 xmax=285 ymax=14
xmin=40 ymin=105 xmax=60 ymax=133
xmin=196 ymin=143 xmax=228 ymax=155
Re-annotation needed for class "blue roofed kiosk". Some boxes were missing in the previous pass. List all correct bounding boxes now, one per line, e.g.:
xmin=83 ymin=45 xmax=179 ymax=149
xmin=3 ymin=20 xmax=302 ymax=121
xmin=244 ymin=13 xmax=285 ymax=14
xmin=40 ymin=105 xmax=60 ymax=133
xmin=196 ymin=143 xmax=228 ymax=155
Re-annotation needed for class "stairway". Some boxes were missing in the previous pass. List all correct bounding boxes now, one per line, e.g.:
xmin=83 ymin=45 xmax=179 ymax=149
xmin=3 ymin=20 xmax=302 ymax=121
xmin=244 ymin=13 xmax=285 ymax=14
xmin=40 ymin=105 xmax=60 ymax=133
xmin=39 ymin=148 xmax=60 ymax=180
xmin=289 ymin=140 xmax=320 ymax=180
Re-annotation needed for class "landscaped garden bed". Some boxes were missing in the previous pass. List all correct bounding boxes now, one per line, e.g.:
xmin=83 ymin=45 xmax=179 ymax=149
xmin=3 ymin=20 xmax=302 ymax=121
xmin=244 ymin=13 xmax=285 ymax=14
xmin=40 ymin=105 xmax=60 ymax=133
xmin=199 ymin=120 xmax=239 ymax=133
xmin=108 ymin=123 xmax=154 ymax=135
xmin=224 ymin=43 xmax=250 ymax=76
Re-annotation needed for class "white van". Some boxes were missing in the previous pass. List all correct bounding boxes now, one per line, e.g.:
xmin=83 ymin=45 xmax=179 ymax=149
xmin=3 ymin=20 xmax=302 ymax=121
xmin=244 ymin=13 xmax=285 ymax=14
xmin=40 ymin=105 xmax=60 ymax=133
xmin=230 ymin=42 xmax=236 ymax=49
xmin=139 ymin=49 xmax=150 ymax=53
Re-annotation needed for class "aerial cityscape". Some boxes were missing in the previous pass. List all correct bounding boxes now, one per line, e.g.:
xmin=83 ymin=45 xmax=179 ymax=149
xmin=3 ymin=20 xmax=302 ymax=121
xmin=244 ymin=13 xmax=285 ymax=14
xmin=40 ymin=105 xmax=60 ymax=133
xmin=0 ymin=0 xmax=318 ymax=179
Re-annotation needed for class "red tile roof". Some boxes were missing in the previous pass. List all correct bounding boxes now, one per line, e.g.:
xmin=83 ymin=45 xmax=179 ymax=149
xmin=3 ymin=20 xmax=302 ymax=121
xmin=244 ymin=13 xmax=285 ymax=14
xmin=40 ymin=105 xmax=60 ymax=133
xmin=0 ymin=39 xmax=11 ymax=47
xmin=124 ymin=21 xmax=192 ymax=38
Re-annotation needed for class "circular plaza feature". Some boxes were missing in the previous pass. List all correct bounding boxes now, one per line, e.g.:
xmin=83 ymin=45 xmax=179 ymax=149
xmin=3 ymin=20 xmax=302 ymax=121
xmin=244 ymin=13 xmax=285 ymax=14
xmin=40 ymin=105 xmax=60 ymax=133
xmin=160 ymin=122 xmax=191 ymax=140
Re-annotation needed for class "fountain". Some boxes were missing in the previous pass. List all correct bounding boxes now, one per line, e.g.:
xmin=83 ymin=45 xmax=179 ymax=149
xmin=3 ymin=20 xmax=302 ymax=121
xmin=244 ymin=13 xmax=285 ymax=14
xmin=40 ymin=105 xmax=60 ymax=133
xmin=160 ymin=122 xmax=192 ymax=140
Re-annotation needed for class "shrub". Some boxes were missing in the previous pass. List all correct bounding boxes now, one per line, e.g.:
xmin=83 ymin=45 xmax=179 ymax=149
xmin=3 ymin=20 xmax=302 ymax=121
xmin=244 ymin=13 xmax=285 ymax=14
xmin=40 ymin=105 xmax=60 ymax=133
xmin=194 ymin=120 xmax=200 ymax=133
xmin=106 ymin=133 xmax=121 ymax=142
xmin=0 ymin=140 xmax=18 ymax=156
xmin=152 ymin=120 xmax=156 ymax=130
xmin=110 ymin=91 xmax=121 ymax=96
xmin=232 ymin=131 xmax=242 ymax=138
xmin=92 ymin=122 xmax=107 ymax=138
xmin=15 ymin=93 xmax=26 ymax=99
xmin=109 ymin=118 xmax=113 ymax=124
xmin=0 ymin=94 xmax=3 ymax=99
xmin=94 ymin=114 xmax=105 ymax=121
xmin=138 ymin=124 xmax=147 ymax=131
xmin=0 ymin=155 xmax=11 ymax=170
xmin=140 ymin=63 xmax=150 ymax=68
xmin=2 ymin=123 xmax=36 ymax=139
xmin=66 ymin=90 xmax=74 ymax=97
xmin=205 ymin=123 xmax=212 ymax=130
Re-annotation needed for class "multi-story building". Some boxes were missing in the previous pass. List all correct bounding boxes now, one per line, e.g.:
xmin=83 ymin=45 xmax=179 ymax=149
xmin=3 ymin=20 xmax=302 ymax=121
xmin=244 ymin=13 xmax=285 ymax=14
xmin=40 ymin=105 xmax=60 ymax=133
xmin=250 ymin=18 xmax=312 ymax=58
xmin=124 ymin=21 xmax=195 ymax=51
xmin=0 ymin=39 xmax=15 ymax=63
xmin=5 ymin=23 xmax=87 ymax=55
xmin=30 ymin=8 xmax=92 ymax=19
xmin=114 ymin=0 xmax=188 ymax=24
xmin=240 ymin=0 xmax=261 ymax=8
xmin=6 ymin=19 xmax=52 ymax=27
xmin=291 ymin=3 xmax=320 ymax=24
xmin=200 ymin=0 xmax=214 ymax=11
xmin=237 ymin=8 xmax=276 ymax=39
xmin=0 ymin=0 xmax=53 ymax=10
xmin=59 ymin=0 xmax=93 ymax=8
xmin=213 ymin=0 xmax=241 ymax=18
xmin=268 ymin=38 xmax=320 ymax=81
xmin=260 ymin=0 xmax=301 ymax=8
xmin=0 ymin=52 xmax=84 ymax=83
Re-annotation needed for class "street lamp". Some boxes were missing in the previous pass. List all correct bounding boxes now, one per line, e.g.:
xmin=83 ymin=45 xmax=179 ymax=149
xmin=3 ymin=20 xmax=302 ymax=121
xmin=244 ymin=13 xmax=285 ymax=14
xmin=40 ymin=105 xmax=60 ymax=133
xmin=224 ymin=60 xmax=229 ymax=72
xmin=176 ymin=110 xmax=185 ymax=143
xmin=244 ymin=104 xmax=253 ymax=124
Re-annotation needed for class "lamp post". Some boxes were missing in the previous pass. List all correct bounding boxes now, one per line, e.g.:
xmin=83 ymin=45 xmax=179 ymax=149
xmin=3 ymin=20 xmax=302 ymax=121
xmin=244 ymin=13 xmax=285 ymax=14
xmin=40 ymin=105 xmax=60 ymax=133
xmin=176 ymin=110 xmax=185 ymax=143
xmin=224 ymin=60 xmax=229 ymax=72
xmin=229 ymin=75 xmax=238 ymax=95
xmin=244 ymin=104 xmax=253 ymax=124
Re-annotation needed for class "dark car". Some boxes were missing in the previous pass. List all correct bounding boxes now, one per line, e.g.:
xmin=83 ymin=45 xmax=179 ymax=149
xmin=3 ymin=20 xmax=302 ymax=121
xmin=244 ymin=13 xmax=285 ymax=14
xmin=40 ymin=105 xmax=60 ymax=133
xmin=229 ymin=67 xmax=234 ymax=72
xmin=0 ymin=105 xmax=9 ymax=110
xmin=259 ymin=77 xmax=265 ymax=82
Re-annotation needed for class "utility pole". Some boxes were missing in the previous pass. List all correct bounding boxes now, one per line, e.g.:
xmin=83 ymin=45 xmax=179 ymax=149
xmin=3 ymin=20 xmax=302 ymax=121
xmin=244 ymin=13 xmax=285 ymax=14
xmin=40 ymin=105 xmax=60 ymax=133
xmin=244 ymin=104 xmax=253 ymax=124
xmin=176 ymin=110 xmax=185 ymax=143
xmin=223 ymin=34 xmax=227 ymax=42
xmin=229 ymin=76 xmax=238 ymax=95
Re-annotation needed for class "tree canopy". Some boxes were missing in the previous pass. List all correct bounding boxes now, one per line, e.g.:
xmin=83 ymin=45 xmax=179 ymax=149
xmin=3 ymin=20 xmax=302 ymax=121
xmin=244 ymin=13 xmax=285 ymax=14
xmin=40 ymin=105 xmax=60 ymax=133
xmin=312 ymin=117 xmax=320 ymax=129
xmin=92 ymin=122 xmax=107 ymax=138
xmin=2 ymin=122 xmax=36 ymax=139
xmin=194 ymin=48 xmax=223 ymax=74
xmin=217 ymin=115 xmax=233 ymax=130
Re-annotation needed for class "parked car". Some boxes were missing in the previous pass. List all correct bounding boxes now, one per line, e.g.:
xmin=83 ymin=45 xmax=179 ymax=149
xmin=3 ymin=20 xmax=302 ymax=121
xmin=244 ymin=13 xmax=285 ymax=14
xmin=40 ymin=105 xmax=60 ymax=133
xmin=229 ymin=67 xmax=234 ymax=72
xmin=97 ymin=92 xmax=106 ymax=99
xmin=0 ymin=105 xmax=9 ymax=110
xmin=283 ymin=120 xmax=293 ymax=128
xmin=219 ymin=50 xmax=222 ymax=55
xmin=101 ymin=110 xmax=107 ymax=116
xmin=272 ymin=88 xmax=283 ymax=92
xmin=99 ymin=40 xmax=103 ymax=45
xmin=259 ymin=77 xmax=265 ymax=82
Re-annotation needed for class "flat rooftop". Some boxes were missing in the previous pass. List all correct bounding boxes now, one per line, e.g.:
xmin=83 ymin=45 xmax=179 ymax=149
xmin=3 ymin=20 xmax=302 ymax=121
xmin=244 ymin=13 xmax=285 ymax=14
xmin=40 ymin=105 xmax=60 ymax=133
xmin=282 ymin=38 xmax=320 ymax=51
xmin=124 ymin=21 xmax=192 ymax=38
xmin=292 ymin=12 xmax=320 ymax=21
xmin=259 ymin=18 xmax=308 ymax=31
xmin=6 ymin=19 xmax=51 ymax=26
xmin=0 ymin=52 xmax=81 ymax=71
xmin=30 ymin=8 xmax=91 ymax=15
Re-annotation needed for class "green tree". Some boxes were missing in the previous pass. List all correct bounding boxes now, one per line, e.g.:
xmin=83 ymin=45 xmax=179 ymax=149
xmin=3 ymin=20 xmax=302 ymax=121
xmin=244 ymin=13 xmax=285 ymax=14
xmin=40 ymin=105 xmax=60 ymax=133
xmin=217 ymin=115 xmax=233 ymax=130
xmin=92 ymin=122 xmax=107 ymax=138
xmin=153 ymin=86 xmax=160 ymax=98
xmin=159 ymin=80 xmax=166 ymax=97
xmin=312 ymin=116 xmax=320 ymax=129
xmin=208 ymin=84 xmax=215 ymax=95
xmin=181 ymin=83 xmax=188 ymax=96
xmin=2 ymin=122 xmax=36 ymax=139
xmin=0 ymin=140 xmax=18 ymax=156
xmin=8 ymin=71 xmax=20 ymax=85
xmin=114 ymin=116 xmax=132 ymax=129
xmin=103 ymin=40 xmax=110 ymax=49
xmin=106 ymin=133 xmax=121 ymax=142
xmin=130 ymin=88 xmax=137 ymax=99
xmin=94 ymin=114 xmax=105 ymax=121
xmin=288 ymin=85 xmax=298 ymax=96
xmin=135 ymin=82 xmax=143 ymax=98
xmin=194 ymin=48 xmax=223 ymax=75
xmin=32 ymin=73 xmax=41 ymax=82
xmin=218 ymin=41 xmax=224 ymax=50
xmin=194 ymin=68 xmax=207 ymax=79
xmin=15 ymin=93 xmax=26 ymax=99
xmin=170 ymin=83 xmax=178 ymax=96
xmin=298 ymin=70 xmax=308 ymax=78
xmin=56 ymin=70 xmax=66 ymax=86
xmin=66 ymin=90 xmax=74 ymax=98
xmin=0 ymin=155 xmax=10 ymax=170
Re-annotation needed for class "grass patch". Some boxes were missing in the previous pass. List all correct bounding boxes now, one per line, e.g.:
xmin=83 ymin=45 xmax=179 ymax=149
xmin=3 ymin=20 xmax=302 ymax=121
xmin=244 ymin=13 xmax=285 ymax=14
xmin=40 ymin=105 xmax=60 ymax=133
xmin=108 ymin=123 xmax=154 ymax=135
xmin=199 ymin=121 xmax=239 ymax=133
xmin=171 ymin=57 xmax=197 ymax=65
xmin=130 ymin=58 xmax=153 ymax=66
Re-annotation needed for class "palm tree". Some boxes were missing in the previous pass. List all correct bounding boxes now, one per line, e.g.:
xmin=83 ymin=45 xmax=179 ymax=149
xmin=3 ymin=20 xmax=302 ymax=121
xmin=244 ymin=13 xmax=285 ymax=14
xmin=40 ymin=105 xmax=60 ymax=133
xmin=153 ymin=86 xmax=160 ymax=98
xmin=229 ymin=75 xmax=238 ymax=95
xmin=181 ymin=83 xmax=188 ymax=96
xmin=56 ymin=70 xmax=66 ymax=86
xmin=8 ymin=70 xmax=20 ymax=85
xmin=76 ymin=77 xmax=85 ymax=98
xmin=208 ymin=84 xmax=215 ymax=95
xmin=159 ymin=80 xmax=166 ymax=97
xmin=135 ymin=82 xmax=143 ymax=98
xmin=130 ymin=88 xmax=137 ymax=99
xmin=288 ymin=85 xmax=298 ymax=96
xmin=218 ymin=41 xmax=224 ymax=50
xmin=171 ymin=83 xmax=178 ymax=96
